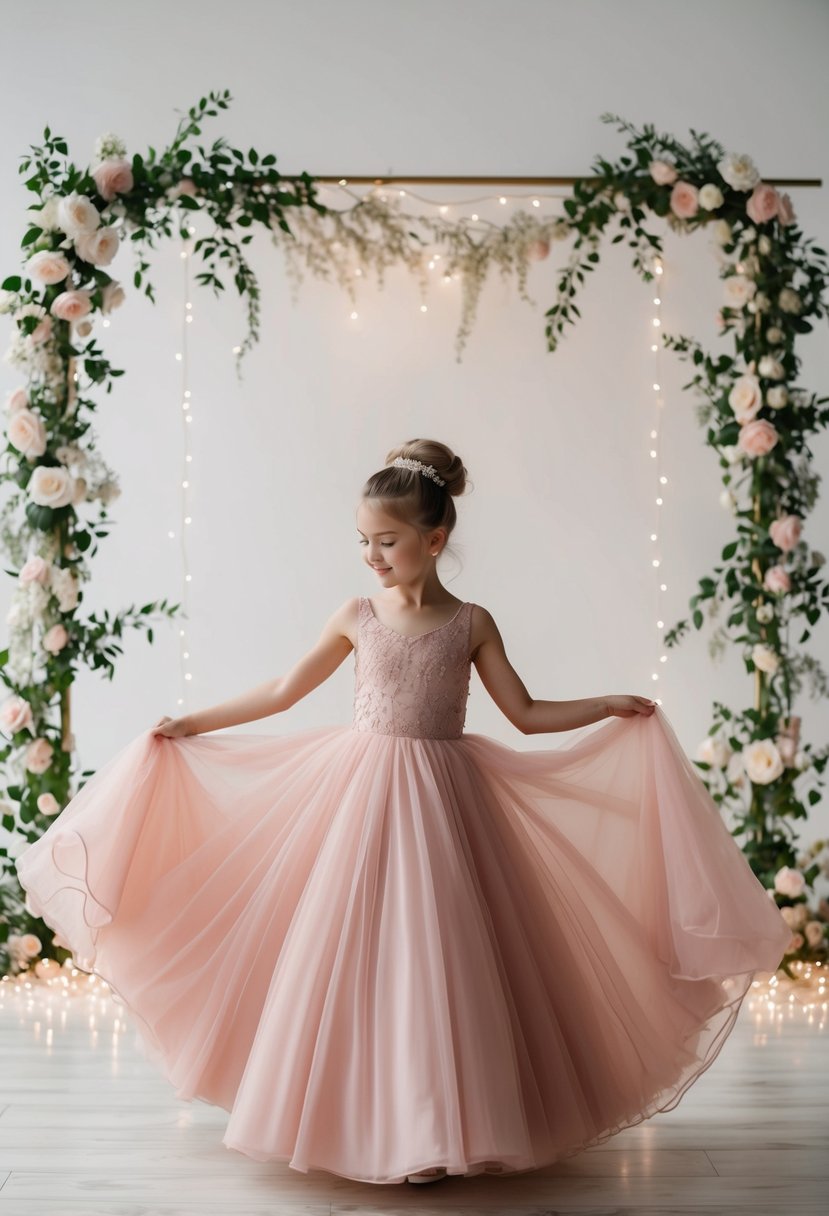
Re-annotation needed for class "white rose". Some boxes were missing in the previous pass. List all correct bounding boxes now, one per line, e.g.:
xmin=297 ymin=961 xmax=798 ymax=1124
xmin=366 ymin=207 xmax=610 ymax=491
xmin=742 ymin=227 xmax=757 ymax=245
xmin=711 ymin=219 xmax=733 ymax=246
xmin=7 ymin=408 xmax=47 ymax=458
xmin=74 ymin=226 xmax=120 ymax=267
xmin=51 ymin=567 xmax=79 ymax=611
xmin=752 ymin=642 xmax=780 ymax=673
xmin=28 ymin=465 xmax=74 ymax=508
xmin=774 ymin=865 xmax=806 ymax=897
xmin=744 ymin=739 xmax=784 ymax=784
xmin=721 ymin=444 xmax=741 ymax=465
xmin=778 ymin=288 xmax=802 ymax=314
xmin=720 ymin=488 xmax=737 ymax=511
xmin=56 ymin=192 xmax=100 ymax=239
xmin=758 ymin=235 xmax=773 ymax=255
xmin=794 ymin=750 xmax=809 ymax=771
xmin=758 ymin=355 xmax=785 ymax=380
xmin=728 ymin=374 xmax=763 ymax=423
xmin=0 ymin=289 xmax=18 ymax=313
xmin=749 ymin=291 xmax=770 ymax=313
xmin=766 ymin=386 xmax=788 ymax=409
xmin=723 ymin=275 xmax=756 ymax=308
xmin=699 ymin=183 xmax=724 ymax=210
xmin=718 ymin=152 xmax=761 ymax=192
xmin=726 ymin=751 xmax=746 ymax=788
xmin=756 ymin=603 xmax=775 ymax=624
xmin=766 ymin=326 xmax=784 ymax=344
xmin=696 ymin=735 xmax=732 ymax=767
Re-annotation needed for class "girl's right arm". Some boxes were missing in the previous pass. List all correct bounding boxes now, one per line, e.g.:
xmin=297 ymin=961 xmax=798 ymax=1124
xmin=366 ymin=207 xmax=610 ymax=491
xmin=156 ymin=598 xmax=358 ymax=736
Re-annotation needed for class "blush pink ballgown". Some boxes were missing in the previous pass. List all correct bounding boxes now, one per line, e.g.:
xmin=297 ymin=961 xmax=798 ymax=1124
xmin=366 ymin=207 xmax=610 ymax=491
xmin=15 ymin=596 xmax=791 ymax=1185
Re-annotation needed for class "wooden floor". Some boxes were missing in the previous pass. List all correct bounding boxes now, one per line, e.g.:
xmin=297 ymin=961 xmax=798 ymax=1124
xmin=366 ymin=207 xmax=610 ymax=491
xmin=0 ymin=971 xmax=826 ymax=1215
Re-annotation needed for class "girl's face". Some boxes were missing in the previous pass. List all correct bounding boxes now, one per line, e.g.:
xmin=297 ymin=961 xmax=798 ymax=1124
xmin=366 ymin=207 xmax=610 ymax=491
xmin=356 ymin=500 xmax=444 ymax=587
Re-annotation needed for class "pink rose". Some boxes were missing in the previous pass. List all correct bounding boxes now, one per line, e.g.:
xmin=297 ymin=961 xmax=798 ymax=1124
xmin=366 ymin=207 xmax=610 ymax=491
xmin=0 ymin=695 xmax=34 ymax=734
xmin=527 ymin=239 xmax=550 ymax=261
xmin=649 ymin=159 xmax=678 ymax=185
xmin=769 ymin=514 xmax=802 ymax=552
xmin=670 ymin=181 xmax=699 ymax=218
xmin=25 ymin=250 xmax=71 ymax=285
xmin=74 ymin=226 xmax=120 ymax=267
xmin=805 ymin=921 xmax=825 ymax=948
xmin=24 ymin=736 xmax=54 ymax=775
xmin=30 ymin=314 xmax=53 ymax=344
xmin=728 ymin=373 xmax=762 ymax=423
xmin=788 ymin=931 xmax=804 ymax=952
xmin=170 ymin=177 xmax=199 ymax=198
xmin=746 ymin=182 xmax=781 ymax=225
xmin=774 ymin=865 xmax=806 ymax=897
xmin=19 ymin=555 xmax=51 ymax=585
xmin=92 ymin=157 xmax=134 ymax=202
xmin=28 ymin=465 xmax=74 ymax=508
xmin=763 ymin=565 xmax=791 ymax=593
xmin=7 ymin=408 xmax=47 ymax=458
xmin=50 ymin=290 xmax=93 ymax=322
xmin=43 ymin=623 xmax=69 ymax=654
xmin=777 ymin=192 xmax=796 ymax=227
xmin=6 ymin=387 xmax=29 ymax=413
xmin=37 ymin=792 xmax=60 ymax=816
xmin=738 ymin=418 xmax=778 ymax=458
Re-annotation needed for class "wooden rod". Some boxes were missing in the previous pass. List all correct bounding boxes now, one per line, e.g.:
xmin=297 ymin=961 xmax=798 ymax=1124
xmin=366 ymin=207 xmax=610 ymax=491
xmin=309 ymin=174 xmax=822 ymax=189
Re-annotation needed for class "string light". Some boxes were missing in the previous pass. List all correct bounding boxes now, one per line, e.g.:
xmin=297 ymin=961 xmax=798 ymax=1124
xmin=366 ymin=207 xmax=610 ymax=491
xmin=648 ymin=254 xmax=668 ymax=700
xmin=169 ymin=218 xmax=197 ymax=708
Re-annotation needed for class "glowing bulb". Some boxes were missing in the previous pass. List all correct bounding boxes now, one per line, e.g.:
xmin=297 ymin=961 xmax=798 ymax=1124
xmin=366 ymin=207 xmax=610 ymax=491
xmin=651 ymin=343 xmax=657 ymax=351
xmin=652 ymin=559 xmax=660 ymax=567
xmin=168 ymin=530 xmax=175 ymax=539
xmin=420 ymin=305 xmax=428 ymax=312
xmin=652 ymin=318 xmax=660 ymax=327
xmin=499 ymin=196 xmax=506 ymax=204
xmin=350 ymin=311 xmax=358 ymax=319
xmin=653 ymin=383 xmax=660 ymax=391
xmin=532 ymin=199 xmax=540 ymax=207
xmin=175 ymin=353 xmax=182 ymax=360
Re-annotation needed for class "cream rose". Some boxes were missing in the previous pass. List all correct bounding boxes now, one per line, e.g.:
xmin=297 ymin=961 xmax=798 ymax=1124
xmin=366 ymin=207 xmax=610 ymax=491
xmin=24 ymin=736 xmax=54 ymax=775
xmin=56 ymin=192 xmax=100 ymax=239
xmin=769 ymin=514 xmax=802 ymax=552
xmin=738 ymin=418 xmax=778 ymax=458
xmin=726 ymin=752 xmax=745 ymax=788
xmin=25 ymin=249 xmax=71 ymax=285
xmin=758 ymin=234 xmax=773 ymax=255
xmin=743 ymin=738 xmax=783 ymax=784
xmin=42 ymin=623 xmax=69 ymax=654
xmin=696 ymin=735 xmax=732 ymax=767
xmin=50 ymin=290 xmax=93 ymax=323
xmin=778 ymin=287 xmax=802 ymax=314
xmin=765 ymin=326 xmax=784 ymax=344
xmin=766 ymin=386 xmax=788 ymax=409
xmin=649 ymin=159 xmax=678 ymax=185
xmin=746 ymin=183 xmax=781 ymax=225
xmin=1 ymin=694 xmax=34 ymax=734
xmin=101 ymin=281 xmax=125 ymax=313
xmin=763 ymin=565 xmax=791 ymax=593
xmin=670 ymin=181 xmax=699 ymax=218
xmin=74 ymin=226 xmax=120 ymax=267
xmin=718 ymin=152 xmax=761 ymax=192
xmin=698 ymin=183 xmax=724 ymax=210
xmin=7 ymin=408 xmax=47 ymax=458
xmin=758 ymin=355 xmax=785 ymax=380
xmin=756 ymin=602 xmax=775 ymax=624
xmin=92 ymin=158 xmax=134 ymax=202
xmin=752 ymin=642 xmax=780 ymax=674
xmin=723 ymin=274 xmax=756 ymax=309
xmin=728 ymin=374 xmax=763 ymax=423
xmin=28 ymin=465 xmax=74 ymax=508
xmin=37 ymin=792 xmax=60 ymax=816
xmin=712 ymin=219 xmax=733 ymax=245
xmin=6 ymin=387 xmax=29 ymax=413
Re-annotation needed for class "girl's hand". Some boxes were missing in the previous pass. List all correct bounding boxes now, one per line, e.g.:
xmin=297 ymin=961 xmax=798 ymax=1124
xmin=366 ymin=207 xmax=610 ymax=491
xmin=606 ymin=695 xmax=657 ymax=719
xmin=151 ymin=715 xmax=193 ymax=738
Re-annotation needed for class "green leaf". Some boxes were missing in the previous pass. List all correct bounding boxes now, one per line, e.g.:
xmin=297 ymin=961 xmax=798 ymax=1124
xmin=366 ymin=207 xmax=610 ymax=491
xmin=1 ymin=276 xmax=22 ymax=291
xmin=21 ymin=226 xmax=43 ymax=248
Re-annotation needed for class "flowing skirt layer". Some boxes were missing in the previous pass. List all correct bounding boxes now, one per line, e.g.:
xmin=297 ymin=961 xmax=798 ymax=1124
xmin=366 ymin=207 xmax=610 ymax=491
xmin=15 ymin=706 xmax=791 ymax=1184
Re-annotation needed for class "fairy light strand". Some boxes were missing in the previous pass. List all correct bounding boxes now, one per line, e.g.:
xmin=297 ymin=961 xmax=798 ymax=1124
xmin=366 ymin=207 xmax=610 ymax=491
xmin=649 ymin=255 xmax=668 ymax=701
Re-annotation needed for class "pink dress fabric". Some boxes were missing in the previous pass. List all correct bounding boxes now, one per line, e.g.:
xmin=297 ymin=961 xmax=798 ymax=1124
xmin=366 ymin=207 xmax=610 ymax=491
xmin=15 ymin=596 xmax=792 ymax=1185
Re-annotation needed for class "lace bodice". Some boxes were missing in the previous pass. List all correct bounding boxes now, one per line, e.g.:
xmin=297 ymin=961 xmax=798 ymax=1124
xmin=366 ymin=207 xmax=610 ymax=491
xmin=352 ymin=596 xmax=474 ymax=740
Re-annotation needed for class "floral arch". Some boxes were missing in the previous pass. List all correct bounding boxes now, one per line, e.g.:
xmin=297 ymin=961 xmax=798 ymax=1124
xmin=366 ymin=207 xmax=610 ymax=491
xmin=1 ymin=94 xmax=828 ymax=988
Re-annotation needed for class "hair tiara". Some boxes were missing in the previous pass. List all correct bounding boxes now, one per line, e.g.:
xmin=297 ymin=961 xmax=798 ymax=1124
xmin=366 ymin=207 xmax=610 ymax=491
xmin=389 ymin=455 xmax=446 ymax=486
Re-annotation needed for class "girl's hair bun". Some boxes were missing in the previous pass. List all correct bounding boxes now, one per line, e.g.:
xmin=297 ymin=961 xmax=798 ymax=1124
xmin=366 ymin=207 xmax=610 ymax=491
xmin=384 ymin=439 xmax=468 ymax=497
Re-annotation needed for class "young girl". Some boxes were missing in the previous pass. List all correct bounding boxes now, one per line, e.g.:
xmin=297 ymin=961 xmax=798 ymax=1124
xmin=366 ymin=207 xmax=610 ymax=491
xmin=15 ymin=438 xmax=791 ymax=1188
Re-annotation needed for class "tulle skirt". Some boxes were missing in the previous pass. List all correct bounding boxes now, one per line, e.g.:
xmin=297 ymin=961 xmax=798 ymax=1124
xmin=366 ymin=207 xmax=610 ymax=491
xmin=14 ymin=706 xmax=791 ymax=1184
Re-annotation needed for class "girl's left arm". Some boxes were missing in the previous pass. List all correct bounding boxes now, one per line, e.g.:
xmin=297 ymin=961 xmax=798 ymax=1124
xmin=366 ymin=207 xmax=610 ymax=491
xmin=471 ymin=606 xmax=654 ymax=734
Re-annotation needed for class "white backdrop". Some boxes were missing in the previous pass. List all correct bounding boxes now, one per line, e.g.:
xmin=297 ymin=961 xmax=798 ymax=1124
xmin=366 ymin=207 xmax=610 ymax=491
xmin=0 ymin=0 xmax=827 ymax=835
